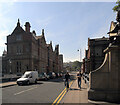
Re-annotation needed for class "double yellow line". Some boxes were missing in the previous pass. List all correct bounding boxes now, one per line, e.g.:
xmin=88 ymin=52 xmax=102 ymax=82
xmin=52 ymin=81 xmax=73 ymax=105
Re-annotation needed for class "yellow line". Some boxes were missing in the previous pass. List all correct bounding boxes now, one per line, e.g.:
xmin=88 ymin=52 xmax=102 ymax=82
xmin=56 ymin=81 xmax=74 ymax=105
xmin=52 ymin=80 xmax=74 ymax=105
xmin=56 ymin=90 xmax=67 ymax=105
xmin=52 ymin=88 xmax=66 ymax=105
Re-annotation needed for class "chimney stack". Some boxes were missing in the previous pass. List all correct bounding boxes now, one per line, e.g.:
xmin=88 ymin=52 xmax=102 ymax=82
xmin=25 ymin=22 xmax=31 ymax=32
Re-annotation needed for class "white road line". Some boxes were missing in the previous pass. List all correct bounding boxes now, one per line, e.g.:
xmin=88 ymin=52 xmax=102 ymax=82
xmin=14 ymin=86 xmax=37 ymax=95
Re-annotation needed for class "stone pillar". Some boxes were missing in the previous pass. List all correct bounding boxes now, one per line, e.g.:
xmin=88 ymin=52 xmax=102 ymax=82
xmin=88 ymin=44 xmax=120 ymax=103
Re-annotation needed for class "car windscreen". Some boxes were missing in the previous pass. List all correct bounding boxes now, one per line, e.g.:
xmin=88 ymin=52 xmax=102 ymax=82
xmin=22 ymin=74 xmax=30 ymax=78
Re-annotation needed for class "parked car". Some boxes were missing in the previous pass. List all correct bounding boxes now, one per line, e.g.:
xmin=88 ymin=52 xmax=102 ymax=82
xmin=55 ymin=73 xmax=60 ymax=78
xmin=16 ymin=73 xmax=23 ymax=76
xmin=38 ymin=72 xmax=49 ymax=81
xmin=59 ymin=73 xmax=63 ymax=77
xmin=17 ymin=71 xmax=38 ymax=85
xmin=47 ymin=72 xmax=56 ymax=79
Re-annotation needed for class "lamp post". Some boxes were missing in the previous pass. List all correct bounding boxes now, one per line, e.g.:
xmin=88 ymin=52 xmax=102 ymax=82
xmin=77 ymin=49 xmax=82 ymax=72
xmin=77 ymin=49 xmax=81 ymax=62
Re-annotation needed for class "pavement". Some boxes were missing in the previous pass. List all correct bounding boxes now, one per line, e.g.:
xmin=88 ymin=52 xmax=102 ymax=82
xmin=60 ymin=78 xmax=89 ymax=104
xmin=0 ymin=81 xmax=17 ymax=88
xmin=60 ymin=77 xmax=116 ymax=105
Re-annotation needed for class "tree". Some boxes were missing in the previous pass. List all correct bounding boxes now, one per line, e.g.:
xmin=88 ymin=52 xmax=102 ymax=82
xmin=71 ymin=61 xmax=82 ymax=71
xmin=63 ymin=61 xmax=82 ymax=71
xmin=113 ymin=0 xmax=120 ymax=12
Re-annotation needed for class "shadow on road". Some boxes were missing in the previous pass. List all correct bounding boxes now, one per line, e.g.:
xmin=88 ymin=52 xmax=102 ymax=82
xmin=70 ymin=88 xmax=80 ymax=90
xmin=18 ymin=82 xmax=44 ymax=87
xmin=43 ymin=74 xmax=76 ymax=83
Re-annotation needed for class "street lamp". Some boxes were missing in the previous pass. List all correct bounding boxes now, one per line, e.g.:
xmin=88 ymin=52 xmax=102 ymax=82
xmin=77 ymin=49 xmax=81 ymax=62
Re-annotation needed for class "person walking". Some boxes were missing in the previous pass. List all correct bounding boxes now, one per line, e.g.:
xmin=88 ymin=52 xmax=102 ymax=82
xmin=77 ymin=71 xmax=82 ymax=89
xmin=64 ymin=71 xmax=70 ymax=91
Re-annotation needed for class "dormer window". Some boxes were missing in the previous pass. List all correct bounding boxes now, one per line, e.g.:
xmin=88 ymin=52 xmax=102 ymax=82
xmin=16 ymin=35 xmax=22 ymax=41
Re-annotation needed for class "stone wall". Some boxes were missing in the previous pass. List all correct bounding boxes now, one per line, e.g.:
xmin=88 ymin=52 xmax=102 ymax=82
xmin=88 ymin=45 xmax=120 ymax=102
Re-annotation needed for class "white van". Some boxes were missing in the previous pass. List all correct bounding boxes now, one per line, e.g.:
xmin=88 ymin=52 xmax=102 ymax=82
xmin=17 ymin=71 xmax=38 ymax=85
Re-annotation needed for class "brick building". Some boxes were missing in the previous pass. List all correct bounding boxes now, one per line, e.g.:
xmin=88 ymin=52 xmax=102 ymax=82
xmin=84 ymin=37 xmax=110 ymax=73
xmin=2 ymin=19 xmax=63 ymax=74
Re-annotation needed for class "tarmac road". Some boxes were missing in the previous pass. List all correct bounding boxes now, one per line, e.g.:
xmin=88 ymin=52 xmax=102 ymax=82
xmin=2 ymin=72 xmax=76 ymax=104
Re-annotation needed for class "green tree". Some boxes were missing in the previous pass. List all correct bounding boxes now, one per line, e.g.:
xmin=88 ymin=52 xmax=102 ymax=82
xmin=71 ymin=61 xmax=82 ymax=71
xmin=113 ymin=0 xmax=120 ymax=12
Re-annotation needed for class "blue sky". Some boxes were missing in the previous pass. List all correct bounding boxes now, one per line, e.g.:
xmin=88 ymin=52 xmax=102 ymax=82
xmin=0 ymin=1 xmax=116 ymax=62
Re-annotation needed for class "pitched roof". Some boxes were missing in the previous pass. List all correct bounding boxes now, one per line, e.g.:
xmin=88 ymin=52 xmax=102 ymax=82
xmin=11 ymin=25 xmax=25 ymax=35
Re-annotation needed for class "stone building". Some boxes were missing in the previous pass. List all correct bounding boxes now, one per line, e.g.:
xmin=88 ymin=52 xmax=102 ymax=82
xmin=58 ymin=54 xmax=63 ymax=73
xmin=86 ymin=37 xmax=109 ymax=73
xmin=2 ymin=19 xmax=63 ymax=74
xmin=47 ymin=41 xmax=54 ymax=73
xmin=53 ymin=45 xmax=59 ymax=73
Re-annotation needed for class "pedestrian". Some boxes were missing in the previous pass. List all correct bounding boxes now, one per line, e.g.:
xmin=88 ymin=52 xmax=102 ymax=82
xmin=77 ymin=71 xmax=82 ymax=89
xmin=64 ymin=71 xmax=70 ymax=91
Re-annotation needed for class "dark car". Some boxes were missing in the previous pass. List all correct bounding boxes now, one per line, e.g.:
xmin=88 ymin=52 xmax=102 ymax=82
xmin=38 ymin=73 xmax=49 ymax=81
xmin=47 ymin=72 xmax=56 ymax=79
xmin=59 ymin=73 xmax=63 ymax=77
xmin=55 ymin=73 xmax=60 ymax=78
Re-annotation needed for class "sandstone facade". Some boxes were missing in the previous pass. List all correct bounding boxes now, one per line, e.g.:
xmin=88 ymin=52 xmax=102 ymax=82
xmin=2 ymin=19 xmax=63 ymax=74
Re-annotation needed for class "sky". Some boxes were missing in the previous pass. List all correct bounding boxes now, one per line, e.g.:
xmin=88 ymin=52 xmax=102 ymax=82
xmin=0 ymin=1 xmax=117 ymax=62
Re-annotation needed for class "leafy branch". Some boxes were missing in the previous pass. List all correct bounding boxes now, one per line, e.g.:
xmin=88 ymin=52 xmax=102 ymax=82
xmin=113 ymin=0 xmax=120 ymax=12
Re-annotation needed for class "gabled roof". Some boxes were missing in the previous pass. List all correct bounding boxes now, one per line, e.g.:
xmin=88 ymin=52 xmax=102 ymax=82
xmin=11 ymin=25 xmax=25 ymax=35
xmin=11 ymin=19 xmax=25 ymax=35
xmin=47 ymin=41 xmax=53 ymax=52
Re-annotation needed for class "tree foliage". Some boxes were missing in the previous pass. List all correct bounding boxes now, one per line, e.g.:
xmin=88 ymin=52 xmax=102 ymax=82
xmin=63 ymin=61 xmax=82 ymax=71
xmin=113 ymin=0 xmax=120 ymax=12
xmin=71 ymin=61 xmax=82 ymax=71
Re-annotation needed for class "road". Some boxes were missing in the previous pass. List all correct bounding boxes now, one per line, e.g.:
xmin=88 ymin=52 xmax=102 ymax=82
xmin=2 ymin=72 xmax=76 ymax=104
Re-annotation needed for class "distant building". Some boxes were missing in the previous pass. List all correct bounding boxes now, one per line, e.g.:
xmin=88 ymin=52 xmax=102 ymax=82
xmin=85 ymin=37 xmax=110 ymax=73
xmin=58 ymin=54 xmax=63 ymax=72
xmin=2 ymin=19 xmax=63 ymax=74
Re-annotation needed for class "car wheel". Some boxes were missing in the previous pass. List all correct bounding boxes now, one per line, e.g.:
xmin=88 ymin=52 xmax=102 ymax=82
xmin=35 ymin=79 xmax=37 ymax=84
xmin=45 ymin=78 xmax=47 ymax=81
xmin=27 ymin=80 xmax=30 ymax=85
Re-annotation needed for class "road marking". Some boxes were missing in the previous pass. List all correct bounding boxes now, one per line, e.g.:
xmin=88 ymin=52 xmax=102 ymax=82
xmin=52 ymin=80 xmax=74 ymax=105
xmin=56 ymin=81 xmax=73 ymax=104
xmin=14 ymin=86 xmax=37 ymax=95
xmin=56 ymin=90 xmax=66 ymax=105
xmin=52 ymin=88 xmax=66 ymax=105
